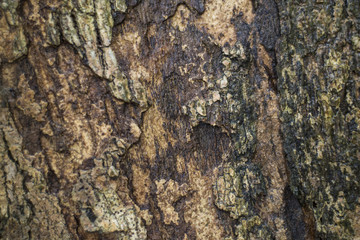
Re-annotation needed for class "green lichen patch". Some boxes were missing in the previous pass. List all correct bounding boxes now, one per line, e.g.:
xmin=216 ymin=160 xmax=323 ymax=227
xmin=0 ymin=3 xmax=27 ymax=63
xmin=109 ymin=71 xmax=132 ymax=102
xmin=45 ymin=11 xmax=61 ymax=46
xmin=0 ymin=0 xmax=20 ymax=26
xmin=59 ymin=0 xmax=147 ymax=105
xmin=277 ymin=0 xmax=360 ymax=238
xmin=111 ymin=0 xmax=127 ymax=13
xmin=213 ymin=162 xmax=271 ymax=240
xmin=72 ymin=156 xmax=146 ymax=239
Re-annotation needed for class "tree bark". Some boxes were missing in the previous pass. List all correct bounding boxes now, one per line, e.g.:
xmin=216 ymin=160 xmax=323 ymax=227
xmin=0 ymin=0 xmax=359 ymax=239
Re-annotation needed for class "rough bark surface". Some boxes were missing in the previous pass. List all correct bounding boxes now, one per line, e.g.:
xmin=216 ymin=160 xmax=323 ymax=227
xmin=0 ymin=0 xmax=358 ymax=239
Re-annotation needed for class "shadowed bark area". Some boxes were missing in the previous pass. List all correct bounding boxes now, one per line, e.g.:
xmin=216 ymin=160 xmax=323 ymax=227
xmin=0 ymin=0 xmax=359 ymax=239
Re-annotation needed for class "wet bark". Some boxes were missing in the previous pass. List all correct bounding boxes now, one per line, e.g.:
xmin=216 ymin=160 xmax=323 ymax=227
xmin=0 ymin=0 xmax=359 ymax=239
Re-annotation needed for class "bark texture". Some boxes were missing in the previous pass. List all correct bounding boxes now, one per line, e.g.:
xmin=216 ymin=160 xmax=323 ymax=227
xmin=0 ymin=0 xmax=359 ymax=239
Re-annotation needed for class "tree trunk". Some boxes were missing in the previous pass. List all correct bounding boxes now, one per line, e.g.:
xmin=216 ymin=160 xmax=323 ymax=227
xmin=0 ymin=0 xmax=359 ymax=239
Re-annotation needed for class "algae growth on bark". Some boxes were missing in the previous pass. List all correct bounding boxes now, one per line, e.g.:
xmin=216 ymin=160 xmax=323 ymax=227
xmin=0 ymin=0 xmax=359 ymax=239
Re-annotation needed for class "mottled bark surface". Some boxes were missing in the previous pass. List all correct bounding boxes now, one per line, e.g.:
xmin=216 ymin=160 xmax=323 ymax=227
xmin=0 ymin=0 xmax=359 ymax=239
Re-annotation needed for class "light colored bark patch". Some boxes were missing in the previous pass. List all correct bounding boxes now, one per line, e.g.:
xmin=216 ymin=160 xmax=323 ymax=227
xmin=171 ymin=4 xmax=191 ymax=32
xmin=155 ymin=179 xmax=189 ymax=225
xmin=133 ymin=105 xmax=176 ymax=165
xmin=184 ymin=159 xmax=224 ymax=239
xmin=176 ymin=155 xmax=186 ymax=174
xmin=132 ymin=164 xmax=151 ymax=206
xmin=194 ymin=0 xmax=254 ymax=46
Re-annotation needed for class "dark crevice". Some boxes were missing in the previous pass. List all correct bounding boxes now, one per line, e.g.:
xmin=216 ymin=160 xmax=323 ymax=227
xmin=47 ymin=168 xmax=60 ymax=194
xmin=284 ymin=185 xmax=307 ymax=240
